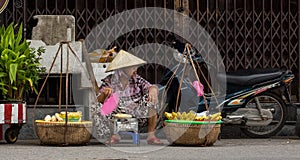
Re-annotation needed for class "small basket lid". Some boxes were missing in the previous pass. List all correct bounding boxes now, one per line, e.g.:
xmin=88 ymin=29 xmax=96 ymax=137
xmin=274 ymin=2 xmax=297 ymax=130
xmin=165 ymin=120 xmax=222 ymax=124
xmin=35 ymin=120 xmax=92 ymax=124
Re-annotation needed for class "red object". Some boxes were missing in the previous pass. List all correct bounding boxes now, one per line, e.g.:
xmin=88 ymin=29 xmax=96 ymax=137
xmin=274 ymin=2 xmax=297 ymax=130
xmin=0 ymin=103 xmax=26 ymax=141
xmin=0 ymin=103 xmax=26 ymax=124
xmin=4 ymin=104 xmax=12 ymax=123
xmin=101 ymin=93 xmax=119 ymax=116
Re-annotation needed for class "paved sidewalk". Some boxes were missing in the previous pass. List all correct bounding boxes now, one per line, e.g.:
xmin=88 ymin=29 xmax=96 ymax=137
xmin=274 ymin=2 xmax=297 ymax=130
xmin=1 ymin=137 xmax=300 ymax=160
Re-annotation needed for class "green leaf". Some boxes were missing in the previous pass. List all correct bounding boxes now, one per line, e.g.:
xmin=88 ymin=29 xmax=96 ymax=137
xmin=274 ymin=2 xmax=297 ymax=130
xmin=26 ymin=78 xmax=33 ymax=88
xmin=0 ymin=72 xmax=8 ymax=77
xmin=9 ymin=63 xmax=18 ymax=84
xmin=15 ymin=24 xmax=23 ymax=46
xmin=18 ymin=70 xmax=26 ymax=73
xmin=18 ymin=55 xmax=26 ymax=59
xmin=8 ymin=28 xmax=15 ymax=50
xmin=0 ymin=82 xmax=7 ymax=87
xmin=14 ymin=40 xmax=27 ymax=52
xmin=3 ymin=23 xmax=13 ymax=49
xmin=1 ymin=49 xmax=12 ymax=61
xmin=33 ymin=87 xmax=38 ymax=95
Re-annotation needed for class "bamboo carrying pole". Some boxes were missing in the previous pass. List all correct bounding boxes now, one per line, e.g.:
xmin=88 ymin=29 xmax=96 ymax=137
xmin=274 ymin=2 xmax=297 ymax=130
xmin=80 ymin=39 xmax=99 ymax=94
xmin=33 ymin=41 xmax=90 ymax=145
xmin=159 ymin=43 xmax=220 ymax=118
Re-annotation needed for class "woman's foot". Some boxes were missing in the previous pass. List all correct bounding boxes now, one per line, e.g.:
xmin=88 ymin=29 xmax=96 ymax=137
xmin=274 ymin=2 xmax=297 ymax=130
xmin=105 ymin=135 xmax=121 ymax=145
xmin=147 ymin=137 xmax=164 ymax=145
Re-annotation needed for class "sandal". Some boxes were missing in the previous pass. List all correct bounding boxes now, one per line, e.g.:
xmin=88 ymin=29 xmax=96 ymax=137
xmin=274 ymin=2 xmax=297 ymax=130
xmin=105 ymin=135 xmax=120 ymax=145
xmin=147 ymin=137 xmax=164 ymax=145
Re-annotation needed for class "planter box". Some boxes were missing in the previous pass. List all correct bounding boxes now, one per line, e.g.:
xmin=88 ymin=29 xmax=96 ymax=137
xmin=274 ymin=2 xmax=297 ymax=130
xmin=0 ymin=102 xmax=26 ymax=124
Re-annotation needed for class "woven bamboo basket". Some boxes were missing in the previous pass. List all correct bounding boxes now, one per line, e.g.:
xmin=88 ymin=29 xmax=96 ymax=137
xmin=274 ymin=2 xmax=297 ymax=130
xmin=164 ymin=120 xmax=221 ymax=146
xmin=35 ymin=120 xmax=92 ymax=145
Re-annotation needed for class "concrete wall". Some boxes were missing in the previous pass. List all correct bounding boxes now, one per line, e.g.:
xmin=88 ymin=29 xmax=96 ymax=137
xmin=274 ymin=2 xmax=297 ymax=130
xmin=91 ymin=63 xmax=112 ymax=87
xmin=28 ymin=40 xmax=83 ymax=74
xmin=31 ymin=15 xmax=75 ymax=45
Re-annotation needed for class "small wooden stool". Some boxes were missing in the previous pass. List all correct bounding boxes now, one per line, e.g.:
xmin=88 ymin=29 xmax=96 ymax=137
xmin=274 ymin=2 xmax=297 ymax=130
xmin=112 ymin=118 xmax=139 ymax=145
xmin=118 ymin=131 xmax=139 ymax=144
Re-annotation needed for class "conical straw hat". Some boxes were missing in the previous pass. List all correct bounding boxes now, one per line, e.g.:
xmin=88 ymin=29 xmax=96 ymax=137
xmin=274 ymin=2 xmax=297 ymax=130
xmin=106 ymin=50 xmax=146 ymax=72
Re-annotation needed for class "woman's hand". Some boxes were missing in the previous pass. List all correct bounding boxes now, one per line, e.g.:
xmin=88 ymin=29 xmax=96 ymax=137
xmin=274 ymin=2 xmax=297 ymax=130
xmin=148 ymin=85 xmax=158 ymax=105
xmin=97 ymin=87 xmax=113 ymax=103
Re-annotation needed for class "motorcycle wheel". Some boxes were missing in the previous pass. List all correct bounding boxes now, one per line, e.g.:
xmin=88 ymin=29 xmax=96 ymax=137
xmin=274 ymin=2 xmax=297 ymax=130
xmin=241 ymin=92 xmax=287 ymax=138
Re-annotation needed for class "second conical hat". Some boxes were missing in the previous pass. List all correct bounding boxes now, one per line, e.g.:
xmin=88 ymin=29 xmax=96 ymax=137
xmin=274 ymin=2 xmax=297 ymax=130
xmin=105 ymin=50 xmax=146 ymax=72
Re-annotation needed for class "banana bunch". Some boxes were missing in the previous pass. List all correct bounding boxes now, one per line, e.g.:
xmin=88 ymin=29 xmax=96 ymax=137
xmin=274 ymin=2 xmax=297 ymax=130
xmin=165 ymin=110 xmax=196 ymax=121
xmin=60 ymin=111 xmax=82 ymax=119
xmin=194 ymin=112 xmax=222 ymax=121
xmin=43 ymin=111 xmax=82 ymax=122
xmin=43 ymin=113 xmax=64 ymax=122
xmin=165 ymin=111 xmax=222 ymax=121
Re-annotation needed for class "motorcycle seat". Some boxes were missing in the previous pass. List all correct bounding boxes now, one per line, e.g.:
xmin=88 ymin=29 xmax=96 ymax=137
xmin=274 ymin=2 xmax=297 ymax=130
xmin=218 ymin=68 xmax=283 ymax=86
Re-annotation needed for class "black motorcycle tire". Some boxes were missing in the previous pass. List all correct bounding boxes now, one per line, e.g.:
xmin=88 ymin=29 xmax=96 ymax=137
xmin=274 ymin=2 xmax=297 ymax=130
xmin=241 ymin=92 xmax=287 ymax=138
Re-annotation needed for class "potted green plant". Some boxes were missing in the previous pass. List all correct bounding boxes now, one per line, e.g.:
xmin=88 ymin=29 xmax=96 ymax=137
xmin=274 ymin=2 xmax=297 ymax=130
xmin=0 ymin=22 xmax=45 ymax=143
xmin=0 ymin=22 xmax=45 ymax=100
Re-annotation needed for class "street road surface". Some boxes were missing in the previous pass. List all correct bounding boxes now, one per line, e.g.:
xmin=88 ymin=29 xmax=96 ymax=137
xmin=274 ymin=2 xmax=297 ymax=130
xmin=1 ymin=138 xmax=300 ymax=160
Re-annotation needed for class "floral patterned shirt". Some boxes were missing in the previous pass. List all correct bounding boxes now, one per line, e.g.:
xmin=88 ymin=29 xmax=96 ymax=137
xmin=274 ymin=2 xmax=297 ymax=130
xmin=98 ymin=70 xmax=151 ymax=106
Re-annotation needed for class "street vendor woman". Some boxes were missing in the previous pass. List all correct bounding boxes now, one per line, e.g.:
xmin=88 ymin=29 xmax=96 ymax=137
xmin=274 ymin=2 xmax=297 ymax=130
xmin=92 ymin=50 xmax=163 ymax=145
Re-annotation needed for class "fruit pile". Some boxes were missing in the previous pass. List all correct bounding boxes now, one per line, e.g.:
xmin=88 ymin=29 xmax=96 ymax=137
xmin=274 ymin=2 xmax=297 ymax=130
xmin=165 ymin=111 xmax=222 ymax=121
xmin=44 ymin=111 xmax=82 ymax=122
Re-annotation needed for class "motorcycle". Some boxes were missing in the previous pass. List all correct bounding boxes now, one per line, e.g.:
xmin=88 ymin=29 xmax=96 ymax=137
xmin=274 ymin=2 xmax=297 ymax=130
xmin=198 ymin=67 xmax=294 ymax=138
xmin=144 ymin=43 xmax=295 ymax=138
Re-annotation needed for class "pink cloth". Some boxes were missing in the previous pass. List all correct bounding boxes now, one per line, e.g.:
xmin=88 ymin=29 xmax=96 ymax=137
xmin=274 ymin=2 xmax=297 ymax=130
xmin=101 ymin=93 xmax=120 ymax=116
xmin=193 ymin=81 xmax=204 ymax=96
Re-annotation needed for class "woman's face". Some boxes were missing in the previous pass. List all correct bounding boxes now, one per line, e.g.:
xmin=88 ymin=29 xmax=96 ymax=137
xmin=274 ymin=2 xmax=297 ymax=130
xmin=123 ymin=66 xmax=138 ymax=77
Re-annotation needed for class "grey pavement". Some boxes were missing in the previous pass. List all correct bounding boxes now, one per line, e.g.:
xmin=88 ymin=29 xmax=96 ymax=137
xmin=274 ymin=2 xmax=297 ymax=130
xmin=1 ymin=137 xmax=300 ymax=160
